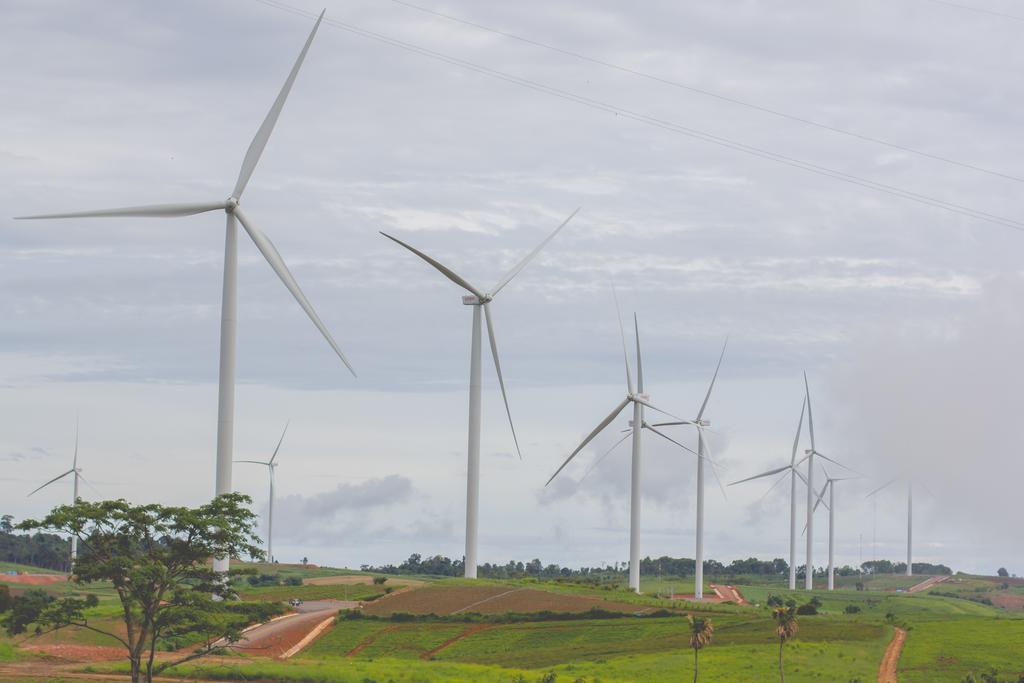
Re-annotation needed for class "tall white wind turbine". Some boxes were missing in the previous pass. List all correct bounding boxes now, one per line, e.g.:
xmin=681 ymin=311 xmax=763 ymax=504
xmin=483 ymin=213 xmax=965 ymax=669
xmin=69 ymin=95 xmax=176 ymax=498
xmin=867 ymin=476 xmax=916 ymax=577
xmin=729 ymin=395 xmax=809 ymax=590
xmin=235 ymin=422 xmax=289 ymax=565
xmin=15 ymin=12 xmax=355 ymax=573
xmin=28 ymin=421 xmax=86 ymax=566
xmin=808 ymin=466 xmax=859 ymax=590
xmin=802 ymin=373 xmax=854 ymax=589
xmin=647 ymin=340 xmax=728 ymax=600
xmin=381 ymin=209 xmax=578 ymax=579
xmin=546 ymin=310 xmax=684 ymax=593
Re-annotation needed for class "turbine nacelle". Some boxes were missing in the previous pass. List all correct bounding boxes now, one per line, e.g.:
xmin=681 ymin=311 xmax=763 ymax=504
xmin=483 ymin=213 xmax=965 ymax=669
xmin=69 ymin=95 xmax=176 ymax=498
xmin=461 ymin=294 xmax=493 ymax=305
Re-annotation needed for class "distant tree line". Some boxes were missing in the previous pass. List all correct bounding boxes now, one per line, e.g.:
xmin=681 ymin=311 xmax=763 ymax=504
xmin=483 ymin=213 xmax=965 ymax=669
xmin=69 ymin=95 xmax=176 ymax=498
xmin=0 ymin=514 xmax=71 ymax=572
xmin=361 ymin=553 xmax=956 ymax=579
xmin=860 ymin=559 xmax=952 ymax=575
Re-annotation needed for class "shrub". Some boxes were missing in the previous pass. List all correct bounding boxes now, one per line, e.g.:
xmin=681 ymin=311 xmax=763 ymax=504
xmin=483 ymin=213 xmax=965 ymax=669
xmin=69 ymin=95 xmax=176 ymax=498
xmin=796 ymin=603 xmax=818 ymax=615
xmin=767 ymin=594 xmax=783 ymax=607
xmin=844 ymin=604 xmax=862 ymax=614
xmin=372 ymin=576 xmax=388 ymax=585
xmin=284 ymin=576 xmax=303 ymax=586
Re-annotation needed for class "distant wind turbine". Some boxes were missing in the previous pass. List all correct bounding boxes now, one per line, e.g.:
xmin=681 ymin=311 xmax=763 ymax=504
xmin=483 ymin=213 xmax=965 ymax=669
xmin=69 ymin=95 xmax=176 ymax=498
xmin=235 ymin=422 xmax=289 ymax=565
xmin=867 ymin=475 xmax=917 ymax=577
xmin=14 ymin=12 xmax=354 ymax=574
xmin=647 ymin=339 xmax=729 ymax=600
xmin=802 ymin=373 xmax=855 ymax=589
xmin=729 ymin=394 xmax=809 ymax=590
xmin=808 ymin=466 xmax=859 ymax=590
xmin=546 ymin=306 xmax=684 ymax=593
xmin=381 ymin=208 xmax=578 ymax=579
xmin=28 ymin=420 xmax=86 ymax=566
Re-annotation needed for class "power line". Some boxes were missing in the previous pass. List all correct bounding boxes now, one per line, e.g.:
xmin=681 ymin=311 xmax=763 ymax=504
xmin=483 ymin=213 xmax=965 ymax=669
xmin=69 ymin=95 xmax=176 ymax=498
xmin=390 ymin=0 xmax=1024 ymax=184
xmin=923 ymin=0 xmax=1024 ymax=22
xmin=253 ymin=0 xmax=1024 ymax=232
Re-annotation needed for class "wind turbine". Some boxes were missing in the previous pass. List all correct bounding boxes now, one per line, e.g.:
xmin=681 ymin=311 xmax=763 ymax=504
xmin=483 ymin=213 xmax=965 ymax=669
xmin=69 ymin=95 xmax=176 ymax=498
xmin=546 ymin=307 xmax=684 ymax=593
xmin=729 ymin=394 xmax=809 ymax=590
xmin=15 ymin=11 xmax=355 ymax=573
xmin=867 ymin=475 xmax=916 ymax=577
xmin=808 ymin=466 xmax=859 ymax=590
xmin=235 ymin=422 xmax=289 ymax=565
xmin=28 ymin=421 xmax=86 ymax=566
xmin=802 ymin=373 xmax=854 ymax=589
xmin=646 ymin=340 xmax=729 ymax=600
xmin=381 ymin=209 xmax=578 ymax=579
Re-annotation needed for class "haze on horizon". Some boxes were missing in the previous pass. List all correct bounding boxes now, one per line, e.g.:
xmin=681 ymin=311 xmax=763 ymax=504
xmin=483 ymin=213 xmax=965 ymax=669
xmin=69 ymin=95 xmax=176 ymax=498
xmin=1 ymin=0 xmax=1022 ymax=577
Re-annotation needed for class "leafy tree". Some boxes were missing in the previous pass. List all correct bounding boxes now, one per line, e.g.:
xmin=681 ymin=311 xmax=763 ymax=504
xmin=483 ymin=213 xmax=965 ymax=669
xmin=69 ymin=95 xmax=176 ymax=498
xmin=766 ymin=594 xmax=783 ymax=607
xmin=997 ymin=567 xmax=1009 ymax=577
xmin=0 ymin=585 xmax=11 ymax=612
xmin=2 ymin=588 xmax=53 ymax=635
xmin=687 ymin=614 xmax=713 ymax=682
xmin=14 ymin=494 xmax=263 ymax=683
xmin=773 ymin=606 xmax=799 ymax=683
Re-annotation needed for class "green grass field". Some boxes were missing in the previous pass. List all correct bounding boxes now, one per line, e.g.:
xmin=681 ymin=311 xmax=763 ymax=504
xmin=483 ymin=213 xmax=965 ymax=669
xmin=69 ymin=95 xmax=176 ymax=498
xmin=236 ymin=582 xmax=393 ymax=602
xmin=4 ymin=568 xmax=1022 ymax=682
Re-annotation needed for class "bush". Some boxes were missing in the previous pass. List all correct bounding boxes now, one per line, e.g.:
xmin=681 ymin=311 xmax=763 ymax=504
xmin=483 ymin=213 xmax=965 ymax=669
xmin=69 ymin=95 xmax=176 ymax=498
xmin=372 ymin=576 xmax=388 ymax=585
xmin=767 ymin=594 xmax=783 ymax=607
xmin=844 ymin=604 xmax=862 ymax=614
xmin=796 ymin=603 xmax=818 ymax=615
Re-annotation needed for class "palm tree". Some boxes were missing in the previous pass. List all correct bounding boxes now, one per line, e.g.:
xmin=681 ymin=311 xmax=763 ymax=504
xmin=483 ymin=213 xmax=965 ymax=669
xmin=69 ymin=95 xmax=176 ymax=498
xmin=773 ymin=606 xmax=799 ymax=683
xmin=687 ymin=614 xmax=714 ymax=682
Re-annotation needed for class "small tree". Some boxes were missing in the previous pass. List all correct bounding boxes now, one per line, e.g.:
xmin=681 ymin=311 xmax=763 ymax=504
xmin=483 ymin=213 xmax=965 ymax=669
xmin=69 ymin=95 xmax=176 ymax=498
xmin=15 ymin=494 xmax=264 ymax=683
xmin=997 ymin=567 xmax=1009 ymax=578
xmin=773 ymin=606 xmax=799 ymax=683
xmin=687 ymin=614 xmax=714 ymax=682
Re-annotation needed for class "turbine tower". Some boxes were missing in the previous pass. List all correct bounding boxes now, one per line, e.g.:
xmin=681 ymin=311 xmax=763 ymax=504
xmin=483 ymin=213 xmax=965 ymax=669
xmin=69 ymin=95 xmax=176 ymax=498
xmin=546 ymin=309 xmax=683 ymax=592
xmin=647 ymin=340 xmax=729 ymax=600
xmin=802 ymin=373 xmax=855 ymax=589
xmin=28 ymin=421 xmax=86 ymax=566
xmin=729 ymin=394 xmax=809 ymax=590
xmin=867 ymin=476 xmax=916 ymax=576
xmin=235 ymin=422 xmax=289 ymax=565
xmin=382 ymin=209 xmax=578 ymax=579
xmin=809 ymin=466 xmax=859 ymax=590
xmin=15 ymin=11 xmax=355 ymax=573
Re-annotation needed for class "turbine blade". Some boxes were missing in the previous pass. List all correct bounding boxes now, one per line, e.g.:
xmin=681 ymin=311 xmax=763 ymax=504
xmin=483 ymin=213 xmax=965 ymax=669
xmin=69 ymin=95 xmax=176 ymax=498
xmin=866 ymin=476 xmax=900 ymax=498
xmin=73 ymin=415 xmax=79 ymax=470
xmin=793 ymin=468 xmax=808 ymax=487
xmin=728 ymin=464 xmax=792 ymax=486
xmin=803 ymin=371 xmax=816 ymax=452
xmin=633 ymin=313 xmax=644 ymax=394
xmin=581 ymin=431 xmax=631 ymax=481
xmin=790 ymin=394 xmax=806 ymax=466
xmin=812 ymin=480 xmax=829 ymax=514
xmin=379 ymin=232 xmax=484 ymax=299
xmin=28 ymin=470 xmax=74 ymax=497
xmin=484 ymin=302 xmax=521 ymax=459
xmin=269 ymin=421 xmax=290 ymax=464
xmin=15 ymin=201 xmax=226 ymax=220
xmin=696 ymin=337 xmax=728 ymax=421
xmin=234 ymin=207 xmax=356 ymax=377
xmin=814 ymin=451 xmax=861 ymax=475
xmin=706 ymin=454 xmax=729 ymax=500
xmin=610 ymin=279 xmax=634 ymax=395
xmin=755 ymin=471 xmax=790 ymax=503
xmin=644 ymin=424 xmax=699 ymax=457
xmin=545 ymin=397 xmax=631 ymax=486
xmin=489 ymin=208 xmax=579 ymax=296
xmin=77 ymin=474 xmax=100 ymax=498
xmin=633 ymin=398 xmax=685 ymax=423
xmin=232 ymin=10 xmax=324 ymax=198
xmin=233 ymin=460 xmax=270 ymax=465
xmin=648 ymin=420 xmax=695 ymax=428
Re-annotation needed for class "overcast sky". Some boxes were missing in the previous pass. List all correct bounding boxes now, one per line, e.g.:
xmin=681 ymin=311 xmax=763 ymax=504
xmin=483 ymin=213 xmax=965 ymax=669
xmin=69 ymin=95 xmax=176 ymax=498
xmin=2 ymin=0 xmax=1022 ymax=576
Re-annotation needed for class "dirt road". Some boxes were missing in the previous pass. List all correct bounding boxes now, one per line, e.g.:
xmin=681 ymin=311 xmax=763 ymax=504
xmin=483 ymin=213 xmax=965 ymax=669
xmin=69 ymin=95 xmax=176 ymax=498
xmin=906 ymin=575 xmax=949 ymax=594
xmin=878 ymin=626 xmax=907 ymax=683
xmin=234 ymin=599 xmax=355 ymax=658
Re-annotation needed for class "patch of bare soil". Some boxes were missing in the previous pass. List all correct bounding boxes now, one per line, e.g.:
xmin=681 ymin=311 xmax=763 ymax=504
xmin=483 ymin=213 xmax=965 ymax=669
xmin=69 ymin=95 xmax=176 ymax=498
xmin=18 ymin=644 xmax=124 ymax=662
xmin=878 ymin=626 xmax=907 ymax=683
xmin=0 ymin=574 xmax=68 ymax=585
xmin=361 ymin=585 xmax=651 ymax=617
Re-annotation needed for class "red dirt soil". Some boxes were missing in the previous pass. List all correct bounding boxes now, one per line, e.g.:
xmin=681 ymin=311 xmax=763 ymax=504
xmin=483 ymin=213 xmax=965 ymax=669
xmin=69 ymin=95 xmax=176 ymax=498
xmin=0 ymin=573 xmax=67 ymax=585
xmin=18 ymin=644 xmax=124 ymax=662
xmin=360 ymin=585 xmax=649 ymax=617
xmin=234 ymin=610 xmax=335 ymax=659
xmin=878 ymin=626 xmax=907 ymax=683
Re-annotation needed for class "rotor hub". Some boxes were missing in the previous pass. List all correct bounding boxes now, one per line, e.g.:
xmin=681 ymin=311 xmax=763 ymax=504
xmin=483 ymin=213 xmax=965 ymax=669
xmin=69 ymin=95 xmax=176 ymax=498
xmin=225 ymin=197 xmax=239 ymax=213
